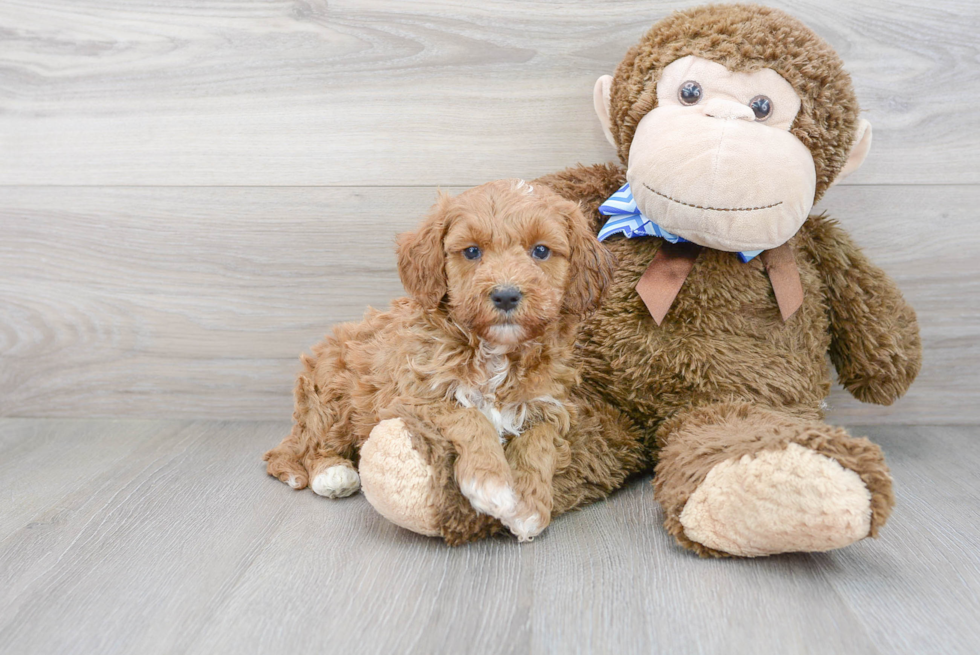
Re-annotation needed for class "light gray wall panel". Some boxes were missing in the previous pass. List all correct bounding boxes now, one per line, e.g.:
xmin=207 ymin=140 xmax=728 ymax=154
xmin=2 ymin=185 xmax=976 ymax=422
xmin=0 ymin=0 xmax=977 ymax=186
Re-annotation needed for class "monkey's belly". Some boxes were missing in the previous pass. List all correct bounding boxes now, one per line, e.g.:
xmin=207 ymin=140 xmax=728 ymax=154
xmin=580 ymin=242 xmax=832 ymax=427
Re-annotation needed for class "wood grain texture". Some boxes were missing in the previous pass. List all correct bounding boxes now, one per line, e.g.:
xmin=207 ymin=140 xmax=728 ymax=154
xmin=815 ymin=425 xmax=980 ymax=655
xmin=2 ymin=184 xmax=977 ymax=422
xmin=0 ymin=0 xmax=978 ymax=186
xmin=0 ymin=185 xmax=442 ymax=419
xmin=0 ymin=419 xmax=977 ymax=654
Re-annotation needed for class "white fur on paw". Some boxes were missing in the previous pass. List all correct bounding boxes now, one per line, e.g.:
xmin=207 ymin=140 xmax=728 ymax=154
xmin=459 ymin=478 xmax=517 ymax=520
xmin=507 ymin=513 xmax=543 ymax=542
xmin=311 ymin=465 xmax=361 ymax=499
xmin=287 ymin=475 xmax=303 ymax=489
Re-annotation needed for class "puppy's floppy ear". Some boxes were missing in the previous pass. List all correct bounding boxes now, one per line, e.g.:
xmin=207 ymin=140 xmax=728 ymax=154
xmin=397 ymin=192 xmax=452 ymax=309
xmin=561 ymin=199 xmax=616 ymax=315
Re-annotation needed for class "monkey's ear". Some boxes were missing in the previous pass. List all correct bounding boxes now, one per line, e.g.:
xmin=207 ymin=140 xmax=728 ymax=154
xmin=835 ymin=118 xmax=873 ymax=183
xmin=593 ymin=75 xmax=617 ymax=149
xmin=563 ymin=200 xmax=616 ymax=315
xmin=396 ymin=194 xmax=450 ymax=309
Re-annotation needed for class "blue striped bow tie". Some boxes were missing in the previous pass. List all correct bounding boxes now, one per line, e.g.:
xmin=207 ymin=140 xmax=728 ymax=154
xmin=597 ymin=183 xmax=763 ymax=262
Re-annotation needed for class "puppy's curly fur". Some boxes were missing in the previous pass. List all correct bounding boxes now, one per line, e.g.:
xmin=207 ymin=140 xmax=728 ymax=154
xmin=263 ymin=179 xmax=616 ymax=540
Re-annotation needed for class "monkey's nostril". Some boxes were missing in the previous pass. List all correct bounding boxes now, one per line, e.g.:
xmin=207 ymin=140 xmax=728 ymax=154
xmin=490 ymin=286 xmax=522 ymax=312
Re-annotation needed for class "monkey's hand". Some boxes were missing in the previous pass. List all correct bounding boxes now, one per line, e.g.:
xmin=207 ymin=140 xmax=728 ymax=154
xmin=803 ymin=215 xmax=922 ymax=405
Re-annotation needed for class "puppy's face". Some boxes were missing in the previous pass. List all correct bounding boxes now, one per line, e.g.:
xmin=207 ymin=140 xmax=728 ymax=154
xmin=398 ymin=179 xmax=614 ymax=347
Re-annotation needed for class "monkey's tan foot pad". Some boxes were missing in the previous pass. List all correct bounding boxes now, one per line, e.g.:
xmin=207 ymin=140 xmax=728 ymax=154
xmin=360 ymin=419 xmax=440 ymax=537
xmin=679 ymin=443 xmax=873 ymax=557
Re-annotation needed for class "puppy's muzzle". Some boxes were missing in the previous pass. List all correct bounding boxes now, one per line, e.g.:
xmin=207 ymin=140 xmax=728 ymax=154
xmin=490 ymin=285 xmax=522 ymax=313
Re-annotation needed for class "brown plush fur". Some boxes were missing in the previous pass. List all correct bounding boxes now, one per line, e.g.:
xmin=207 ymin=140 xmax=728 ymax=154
xmin=263 ymin=179 xmax=646 ymax=544
xmin=530 ymin=4 xmax=921 ymax=556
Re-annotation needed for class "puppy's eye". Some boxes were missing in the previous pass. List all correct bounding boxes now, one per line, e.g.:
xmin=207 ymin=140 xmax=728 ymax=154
xmin=531 ymin=245 xmax=551 ymax=260
xmin=462 ymin=246 xmax=482 ymax=260
xmin=678 ymin=81 xmax=702 ymax=106
xmin=749 ymin=95 xmax=772 ymax=121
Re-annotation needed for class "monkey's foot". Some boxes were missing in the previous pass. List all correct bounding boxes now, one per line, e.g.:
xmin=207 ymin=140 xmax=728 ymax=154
xmin=654 ymin=403 xmax=894 ymax=557
xmin=679 ymin=443 xmax=872 ymax=556
xmin=359 ymin=419 xmax=440 ymax=537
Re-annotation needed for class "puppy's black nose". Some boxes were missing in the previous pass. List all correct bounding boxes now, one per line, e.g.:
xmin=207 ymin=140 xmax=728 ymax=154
xmin=490 ymin=286 xmax=522 ymax=312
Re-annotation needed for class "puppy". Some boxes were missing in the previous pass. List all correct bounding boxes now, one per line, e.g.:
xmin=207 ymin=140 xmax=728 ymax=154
xmin=263 ymin=179 xmax=614 ymax=540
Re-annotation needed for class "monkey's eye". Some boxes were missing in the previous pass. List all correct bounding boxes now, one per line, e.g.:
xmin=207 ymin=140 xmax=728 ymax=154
xmin=463 ymin=246 xmax=482 ymax=260
xmin=531 ymin=245 xmax=551 ymax=260
xmin=678 ymin=81 xmax=703 ymax=106
xmin=749 ymin=95 xmax=773 ymax=121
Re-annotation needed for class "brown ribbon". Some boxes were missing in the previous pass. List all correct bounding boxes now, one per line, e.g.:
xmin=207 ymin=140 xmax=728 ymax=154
xmin=635 ymin=242 xmax=702 ymax=325
xmin=634 ymin=242 xmax=803 ymax=325
xmin=759 ymin=243 xmax=804 ymax=321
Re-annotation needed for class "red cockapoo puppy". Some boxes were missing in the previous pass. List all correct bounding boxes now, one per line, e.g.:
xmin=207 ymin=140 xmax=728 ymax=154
xmin=263 ymin=179 xmax=617 ymax=541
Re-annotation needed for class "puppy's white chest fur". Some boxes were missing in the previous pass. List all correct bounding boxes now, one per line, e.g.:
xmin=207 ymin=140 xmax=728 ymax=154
xmin=453 ymin=344 xmax=525 ymax=443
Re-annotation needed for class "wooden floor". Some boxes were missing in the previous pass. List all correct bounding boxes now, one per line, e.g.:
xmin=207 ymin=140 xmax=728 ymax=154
xmin=0 ymin=419 xmax=977 ymax=655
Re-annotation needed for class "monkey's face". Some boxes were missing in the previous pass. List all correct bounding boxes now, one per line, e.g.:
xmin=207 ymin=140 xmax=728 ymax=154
xmin=627 ymin=56 xmax=816 ymax=252
xmin=599 ymin=55 xmax=850 ymax=253
xmin=594 ymin=6 xmax=874 ymax=251
xmin=625 ymin=57 xmax=816 ymax=252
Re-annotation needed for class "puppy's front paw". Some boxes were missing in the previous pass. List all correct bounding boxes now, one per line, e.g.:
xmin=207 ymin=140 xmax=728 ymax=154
xmin=459 ymin=477 xmax=518 ymax=520
xmin=311 ymin=465 xmax=361 ymax=499
xmin=505 ymin=511 xmax=547 ymax=542
xmin=506 ymin=470 xmax=553 ymax=541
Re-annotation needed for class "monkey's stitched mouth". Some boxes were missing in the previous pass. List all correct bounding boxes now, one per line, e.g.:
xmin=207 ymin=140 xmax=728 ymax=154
xmin=643 ymin=183 xmax=782 ymax=212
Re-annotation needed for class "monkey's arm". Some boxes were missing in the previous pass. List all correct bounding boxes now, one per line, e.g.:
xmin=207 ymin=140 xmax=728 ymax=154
xmin=802 ymin=215 xmax=922 ymax=405
xmin=534 ymin=163 xmax=626 ymax=232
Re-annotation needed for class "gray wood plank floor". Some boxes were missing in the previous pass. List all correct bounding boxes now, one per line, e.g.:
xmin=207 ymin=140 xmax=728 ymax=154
xmin=1 ymin=419 xmax=977 ymax=655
